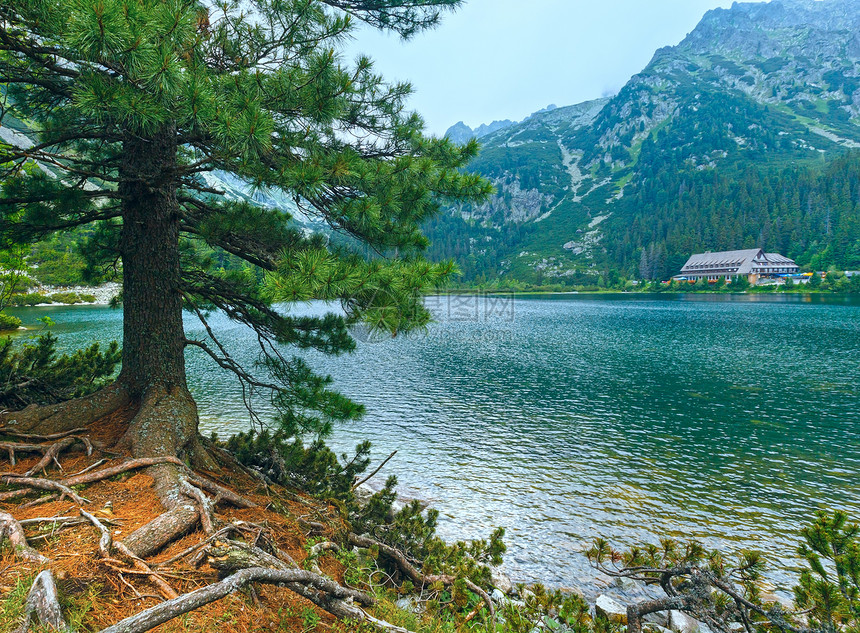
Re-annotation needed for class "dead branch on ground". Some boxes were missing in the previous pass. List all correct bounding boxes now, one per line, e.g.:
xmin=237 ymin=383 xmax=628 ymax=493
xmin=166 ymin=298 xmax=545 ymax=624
xmin=349 ymin=533 xmax=495 ymax=621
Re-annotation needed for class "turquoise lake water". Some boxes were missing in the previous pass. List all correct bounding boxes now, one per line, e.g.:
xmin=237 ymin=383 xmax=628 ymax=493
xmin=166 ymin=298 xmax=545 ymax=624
xmin=8 ymin=293 xmax=860 ymax=590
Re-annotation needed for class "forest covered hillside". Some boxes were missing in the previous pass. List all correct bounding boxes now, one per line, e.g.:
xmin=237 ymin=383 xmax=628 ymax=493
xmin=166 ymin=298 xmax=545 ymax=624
xmin=425 ymin=0 xmax=860 ymax=286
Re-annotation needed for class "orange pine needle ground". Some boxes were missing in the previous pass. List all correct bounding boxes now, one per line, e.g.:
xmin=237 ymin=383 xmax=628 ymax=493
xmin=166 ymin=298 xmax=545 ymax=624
xmin=0 ymin=438 xmax=353 ymax=633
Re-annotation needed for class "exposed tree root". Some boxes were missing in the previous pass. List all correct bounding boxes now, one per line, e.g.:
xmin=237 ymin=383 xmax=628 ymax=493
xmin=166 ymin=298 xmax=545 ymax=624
xmin=0 ymin=510 xmax=49 ymax=563
xmin=187 ymin=472 xmax=256 ymax=509
xmin=17 ymin=570 xmax=70 ymax=633
xmin=80 ymin=509 xmax=178 ymax=600
xmin=0 ymin=441 xmax=46 ymax=467
xmin=179 ymin=480 xmax=215 ymax=534
xmin=62 ymin=456 xmax=185 ymax=487
xmin=0 ymin=427 xmax=89 ymax=442
xmin=1 ymin=393 xmax=425 ymax=633
xmin=25 ymin=435 xmax=93 ymax=477
xmin=207 ymin=539 xmax=296 ymax=574
xmin=95 ymin=567 xmax=380 ymax=633
xmin=200 ymin=539 xmax=412 ymax=627
xmin=349 ymin=533 xmax=496 ymax=621
xmin=1 ymin=445 xmax=428 ymax=633
xmin=0 ymin=381 xmax=131 ymax=436
xmin=0 ymin=475 xmax=89 ymax=504
xmin=1 ymin=437 xmax=256 ymax=560
xmin=0 ymin=457 xmax=187 ymax=505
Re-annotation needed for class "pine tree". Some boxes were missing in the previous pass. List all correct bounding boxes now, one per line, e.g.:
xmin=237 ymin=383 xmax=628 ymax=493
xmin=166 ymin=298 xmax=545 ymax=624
xmin=0 ymin=245 xmax=28 ymax=330
xmin=0 ymin=0 xmax=489 ymax=501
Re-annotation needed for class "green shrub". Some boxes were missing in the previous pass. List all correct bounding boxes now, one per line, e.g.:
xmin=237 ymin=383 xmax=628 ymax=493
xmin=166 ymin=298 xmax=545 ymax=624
xmin=9 ymin=292 xmax=48 ymax=306
xmin=49 ymin=292 xmax=80 ymax=304
xmin=587 ymin=510 xmax=860 ymax=633
xmin=0 ymin=333 xmax=121 ymax=409
xmin=223 ymin=430 xmax=371 ymax=500
xmin=224 ymin=430 xmax=507 ymax=622
xmin=0 ymin=312 xmax=22 ymax=331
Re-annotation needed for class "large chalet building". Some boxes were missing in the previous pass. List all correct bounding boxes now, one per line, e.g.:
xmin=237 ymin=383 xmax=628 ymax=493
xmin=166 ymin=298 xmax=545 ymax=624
xmin=678 ymin=248 xmax=799 ymax=283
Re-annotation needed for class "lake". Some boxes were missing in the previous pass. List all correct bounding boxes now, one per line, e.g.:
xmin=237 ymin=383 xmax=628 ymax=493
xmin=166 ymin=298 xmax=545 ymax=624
xmin=7 ymin=293 xmax=860 ymax=591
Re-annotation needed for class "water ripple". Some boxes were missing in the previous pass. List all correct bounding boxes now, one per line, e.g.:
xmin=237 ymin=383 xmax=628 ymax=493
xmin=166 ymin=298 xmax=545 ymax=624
xmin=9 ymin=293 xmax=860 ymax=591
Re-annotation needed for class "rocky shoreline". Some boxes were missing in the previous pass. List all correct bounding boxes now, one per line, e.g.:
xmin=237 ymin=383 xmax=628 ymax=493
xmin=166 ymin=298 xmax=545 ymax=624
xmin=355 ymin=482 xmax=722 ymax=633
xmin=31 ymin=282 xmax=121 ymax=306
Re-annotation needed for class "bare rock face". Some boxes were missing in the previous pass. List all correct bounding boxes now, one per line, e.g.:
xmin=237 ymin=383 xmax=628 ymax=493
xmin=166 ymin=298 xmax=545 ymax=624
xmin=595 ymin=594 xmax=628 ymax=625
xmin=490 ymin=567 xmax=514 ymax=595
xmin=668 ymin=609 xmax=714 ymax=633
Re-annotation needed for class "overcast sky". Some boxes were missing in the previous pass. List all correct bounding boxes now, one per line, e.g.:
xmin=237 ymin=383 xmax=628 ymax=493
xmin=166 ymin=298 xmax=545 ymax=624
xmin=344 ymin=0 xmax=771 ymax=136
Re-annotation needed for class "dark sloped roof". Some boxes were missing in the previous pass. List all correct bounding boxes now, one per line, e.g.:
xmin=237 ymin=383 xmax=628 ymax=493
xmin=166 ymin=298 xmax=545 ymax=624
xmin=680 ymin=249 xmax=797 ymax=275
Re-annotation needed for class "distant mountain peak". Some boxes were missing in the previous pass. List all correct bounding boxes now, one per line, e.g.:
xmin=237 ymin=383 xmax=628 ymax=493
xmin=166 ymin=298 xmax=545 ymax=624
xmin=444 ymin=105 xmax=564 ymax=144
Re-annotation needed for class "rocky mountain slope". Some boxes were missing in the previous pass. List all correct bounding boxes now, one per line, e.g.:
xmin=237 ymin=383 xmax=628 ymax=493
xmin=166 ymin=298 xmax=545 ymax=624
xmin=426 ymin=0 xmax=860 ymax=284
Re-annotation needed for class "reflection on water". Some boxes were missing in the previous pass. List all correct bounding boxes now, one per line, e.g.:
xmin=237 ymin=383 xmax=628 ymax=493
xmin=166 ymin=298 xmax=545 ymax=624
xmin=8 ymin=293 xmax=860 ymax=589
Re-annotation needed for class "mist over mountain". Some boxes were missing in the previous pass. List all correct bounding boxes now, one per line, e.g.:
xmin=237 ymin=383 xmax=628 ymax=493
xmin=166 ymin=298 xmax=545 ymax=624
xmin=426 ymin=0 xmax=860 ymax=285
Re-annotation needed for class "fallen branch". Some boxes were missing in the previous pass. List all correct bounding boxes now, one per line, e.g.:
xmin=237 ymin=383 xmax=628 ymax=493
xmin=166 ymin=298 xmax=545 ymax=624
xmin=27 ymin=516 xmax=100 ymax=543
xmin=353 ymin=450 xmax=397 ymax=490
xmin=462 ymin=601 xmax=485 ymax=625
xmin=69 ymin=458 xmax=110 ymax=477
xmin=349 ymin=533 xmax=495 ymax=621
xmin=153 ymin=526 xmax=238 ymax=568
xmin=297 ymin=517 xmax=327 ymax=535
xmin=19 ymin=515 xmax=82 ymax=525
xmin=19 ymin=494 xmax=61 ymax=509
xmin=0 ymin=510 xmax=49 ymax=563
xmin=309 ymin=541 xmax=341 ymax=557
xmin=627 ymin=596 xmax=698 ymax=633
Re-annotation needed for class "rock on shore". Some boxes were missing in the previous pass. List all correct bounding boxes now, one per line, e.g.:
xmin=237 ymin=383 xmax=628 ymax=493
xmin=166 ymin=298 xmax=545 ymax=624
xmin=36 ymin=282 xmax=121 ymax=305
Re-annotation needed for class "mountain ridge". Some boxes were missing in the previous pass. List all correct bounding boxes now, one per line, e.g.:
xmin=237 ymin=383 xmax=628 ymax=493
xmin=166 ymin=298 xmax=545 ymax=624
xmin=425 ymin=0 xmax=860 ymax=285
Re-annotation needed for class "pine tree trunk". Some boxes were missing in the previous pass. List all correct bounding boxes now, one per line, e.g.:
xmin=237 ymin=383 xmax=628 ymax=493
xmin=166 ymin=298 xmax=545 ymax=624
xmin=116 ymin=125 xmax=199 ymax=460
xmin=119 ymin=126 xmax=186 ymax=399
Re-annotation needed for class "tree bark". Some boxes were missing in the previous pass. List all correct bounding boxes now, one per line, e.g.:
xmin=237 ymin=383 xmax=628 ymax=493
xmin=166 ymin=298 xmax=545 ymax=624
xmin=0 ymin=125 xmax=196 ymax=455
xmin=626 ymin=596 xmax=696 ymax=633
xmin=116 ymin=126 xmax=199 ymax=459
